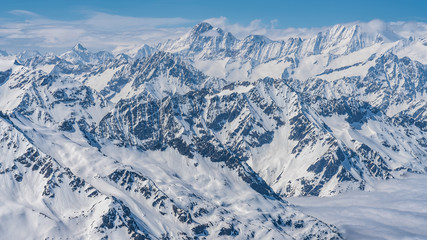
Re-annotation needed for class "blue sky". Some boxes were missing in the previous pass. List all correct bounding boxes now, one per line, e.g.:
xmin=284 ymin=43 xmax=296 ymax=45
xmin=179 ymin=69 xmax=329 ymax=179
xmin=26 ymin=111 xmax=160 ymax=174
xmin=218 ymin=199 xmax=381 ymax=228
xmin=0 ymin=0 xmax=426 ymax=53
xmin=2 ymin=0 xmax=426 ymax=28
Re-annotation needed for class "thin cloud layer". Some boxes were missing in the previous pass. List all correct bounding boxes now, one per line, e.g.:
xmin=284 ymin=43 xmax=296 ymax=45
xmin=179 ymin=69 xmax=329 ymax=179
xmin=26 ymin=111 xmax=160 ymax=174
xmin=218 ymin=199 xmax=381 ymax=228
xmin=0 ymin=11 xmax=425 ymax=54
xmin=288 ymin=174 xmax=427 ymax=239
xmin=205 ymin=17 xmax=427 ymax=41
xmin=0 ymin=11 xmax=193 ymax=53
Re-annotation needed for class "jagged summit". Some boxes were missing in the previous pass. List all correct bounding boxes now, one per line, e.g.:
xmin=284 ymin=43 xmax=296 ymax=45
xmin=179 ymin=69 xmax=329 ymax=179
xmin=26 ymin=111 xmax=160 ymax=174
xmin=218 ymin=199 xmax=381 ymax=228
xmin=191 ymin=22 xmax=214 ymax=35
xmin=72 ymin=43 xmax=88 ymax=52
xmin=58 ymin=43 xmax=113 ymax=65
xmin=134 ymin=44 xmax=157 ymax=59
xmin=186 ymin=21 xmax=231 ymax=40
xmin=158 ymin=22 xmax=237 ymax=59
xmin=16 ymin=50 xmax=42 ymax=61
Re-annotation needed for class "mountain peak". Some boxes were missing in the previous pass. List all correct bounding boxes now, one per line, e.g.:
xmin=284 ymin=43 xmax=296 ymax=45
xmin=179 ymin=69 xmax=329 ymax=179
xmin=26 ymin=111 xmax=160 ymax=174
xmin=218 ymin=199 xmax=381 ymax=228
xmin=72 ymin=43 xmax=87 ymax=52
xmin=16 ymin=50 xmax=41 ymax=62
xmin=191 ymin=22 xmax=214 ymax=35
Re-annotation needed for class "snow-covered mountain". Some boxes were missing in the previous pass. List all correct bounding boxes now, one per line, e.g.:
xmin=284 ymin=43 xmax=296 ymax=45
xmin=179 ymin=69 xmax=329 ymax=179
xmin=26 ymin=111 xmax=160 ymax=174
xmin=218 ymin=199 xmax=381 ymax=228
xmin=60 ymin=43 xmax=114 ymax=65
xmin=0 ymin=20 xmax=426 ymax=239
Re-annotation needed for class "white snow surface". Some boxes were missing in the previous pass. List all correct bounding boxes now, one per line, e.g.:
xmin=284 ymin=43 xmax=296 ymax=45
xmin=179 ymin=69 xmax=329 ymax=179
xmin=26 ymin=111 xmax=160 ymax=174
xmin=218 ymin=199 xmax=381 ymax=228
xmin=0 ymin=115 xmax=340 ymax=239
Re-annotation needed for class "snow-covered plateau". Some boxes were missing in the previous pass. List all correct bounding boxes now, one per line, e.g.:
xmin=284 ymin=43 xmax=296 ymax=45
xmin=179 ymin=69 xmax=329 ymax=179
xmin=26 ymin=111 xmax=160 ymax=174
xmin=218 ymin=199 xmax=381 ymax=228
xmin=0 ymin=21 xmax=426 ymax=239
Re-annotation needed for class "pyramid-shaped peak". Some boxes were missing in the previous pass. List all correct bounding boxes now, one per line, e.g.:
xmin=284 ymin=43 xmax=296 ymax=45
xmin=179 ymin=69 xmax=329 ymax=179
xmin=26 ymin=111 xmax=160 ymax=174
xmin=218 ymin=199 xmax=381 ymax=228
xmin=138 ymin=44 xmax=154 ymax=50
xmin=191 ymin=22 xmax=214 ymax=35
xmin=72 ymin=43 xmax=87 ymax=52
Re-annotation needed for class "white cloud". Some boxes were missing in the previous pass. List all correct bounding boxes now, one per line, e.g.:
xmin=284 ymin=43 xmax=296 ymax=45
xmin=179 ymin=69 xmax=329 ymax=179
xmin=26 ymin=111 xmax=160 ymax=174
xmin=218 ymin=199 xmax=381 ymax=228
xmin=84 ymin=12 xmax=191 ymax=29
xmin=288 ymin=174 xmax=427 ymax=240
xmin=387 ymin=21 xmax=427 ymax=38
xmin=0 ymin=11 xmax=194 ymax=54
xmin=8 ymin=10 xmax=40 ymax=17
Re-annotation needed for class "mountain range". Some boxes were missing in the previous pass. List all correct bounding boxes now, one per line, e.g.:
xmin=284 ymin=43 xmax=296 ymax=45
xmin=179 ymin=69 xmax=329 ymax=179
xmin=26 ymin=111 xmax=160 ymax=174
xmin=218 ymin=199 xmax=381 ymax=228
xmin=0 ymin=21 xmax=425 ymax=239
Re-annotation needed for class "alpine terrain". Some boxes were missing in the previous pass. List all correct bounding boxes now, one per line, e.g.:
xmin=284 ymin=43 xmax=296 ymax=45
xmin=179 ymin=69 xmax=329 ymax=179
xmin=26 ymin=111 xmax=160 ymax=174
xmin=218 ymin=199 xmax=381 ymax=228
xmin=0 ymin=21 xmax=426 ymax=239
